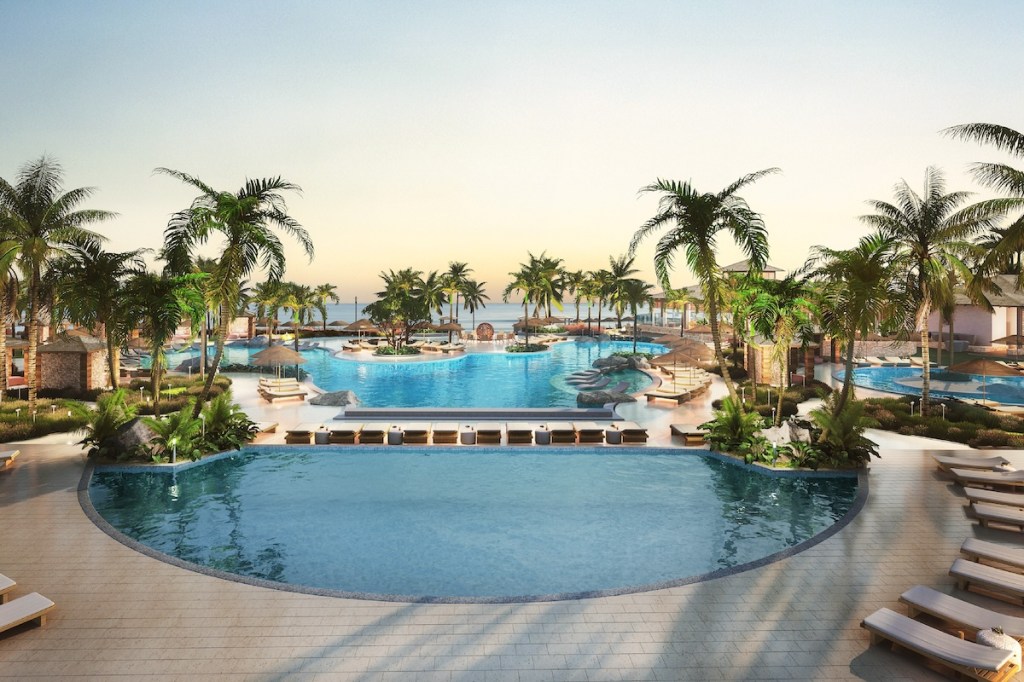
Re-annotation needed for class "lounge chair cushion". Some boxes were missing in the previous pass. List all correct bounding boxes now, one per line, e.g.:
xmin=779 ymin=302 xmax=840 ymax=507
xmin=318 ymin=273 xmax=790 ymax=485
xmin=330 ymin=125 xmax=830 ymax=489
xmin=900 ymin=584 xmax=1024 ymax=639
xmin=961 ymin=537 xmax=1024 ymax=571
xmin=0 ymin=592 xmax=55 ymax=633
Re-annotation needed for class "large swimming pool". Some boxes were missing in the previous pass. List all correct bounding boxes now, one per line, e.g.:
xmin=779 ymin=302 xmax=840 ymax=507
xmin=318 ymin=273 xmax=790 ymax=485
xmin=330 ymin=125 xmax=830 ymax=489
xmin=159 ymin=338 xmax=660 ymax=407
xmin=849 ymin=365 xmax=1024 ymax=405
xmin=89 ymin=447 xmax=860 ymax=601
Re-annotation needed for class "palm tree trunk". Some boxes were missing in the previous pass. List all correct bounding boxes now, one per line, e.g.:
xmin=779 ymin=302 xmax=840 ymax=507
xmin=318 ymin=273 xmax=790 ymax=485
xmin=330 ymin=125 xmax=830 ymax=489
xmin=151 ymin=347 xmax=163 ymax=418
xmin=833 ymin=332 xmax=858 ymax=418
xmin=706 ymin=294 xmax=741 ymax=410
xmin=918 ymin=303 xmax=932 ymax=416
xmin=193 ymin=306 xmax=229 ymax=418
xmin=106 ymin=336 xmax=119 ymax=390
xmin=0 ymin=332 xmax=6 ymax=393
xmin=26 ymin=286 xmax=38 ymax=411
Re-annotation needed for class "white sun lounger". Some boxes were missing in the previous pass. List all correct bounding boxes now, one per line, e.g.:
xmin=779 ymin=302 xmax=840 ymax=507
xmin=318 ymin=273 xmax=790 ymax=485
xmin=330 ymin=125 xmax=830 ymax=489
xmin=506 ymin=423 xmax=534 ymax=445
xmin=475 ymin=423 xmax=502 ymax=445
xmin=357 ymin=423 xmax=388 ymax=444
xmin=935 ymin=454 xmax=1012 ymax=472
xmin=572 ymin=422 xmax=605 ymax=444
xmin=865 ymin=356 xmax=890 ymax=366
xmin=961 ymin=537 xmax=1024 ymax=572
xmin=546 ymin=422 xmax=576 ymax=444
xmin=328 ymin=424 xmax=362 ymax=444
xmin=973 ymin=502 xmax=1024 ymax=531
xmin=899 ymin=584 xmax=1024 ymax=641
xmin=400 ymin=423 xmax=430 ymax=445
xmin=611 ymin=421 xmax=648 ymax=444
xmin=950 ymin=468 xmax=1024 ymax=490
xmin=0 ymin=592 xmax=55 ymax=634
xmin=861 ymin=607 xmax=1017 ymax=681
xmin=0 ymin=449 xmax=19 ymax=471
xmin=284 ymin=423 xmax=319 ymax=445
xmin=885 ymin=356 xmax=912 ymax=366
xmin=965 ymin=488 xmax=1024 ymax=508
xmin=0 ymin=573 xmax=14 ymax=604
xmin=431 ymin=423 xmax=459 ymax=444
xmin=950 ymin=557 xmax=1024 ymax=606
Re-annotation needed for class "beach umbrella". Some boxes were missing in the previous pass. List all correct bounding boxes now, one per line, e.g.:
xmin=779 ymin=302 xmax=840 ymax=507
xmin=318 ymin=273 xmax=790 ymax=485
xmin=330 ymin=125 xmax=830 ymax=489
xmin=993 ymin=334 xmax=1024 ymax=356
xmin=252 ymin=344 xmax=307 ymax=378
xmin=344 ymin=319 xmax=380 ymax=337
xmin=948 ymin=358 xmax=1021 ymax=403
xmin=436 ymin=321 xmax=463 ymax=342
xmin=327 ymin=320 xmax=349 ymax=328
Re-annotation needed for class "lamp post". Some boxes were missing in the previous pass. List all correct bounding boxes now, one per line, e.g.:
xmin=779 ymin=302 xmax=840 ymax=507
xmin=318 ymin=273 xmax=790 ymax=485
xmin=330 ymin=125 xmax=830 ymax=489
xmin=741 ymin=385 xmax=746 ymax=405
xmin=941 ymin=403 xmax=946 ymax=420
xmin=170 ymin=437 xmax=177 ymax=464
xmin=140 ymin=387 xmax=144 ymax=403
xmin=200 ymin=413 xmax=206 ymax=440
xmin=910 ymin=400 xmax=917 ymax=417
xmin=771 ymin=407 xmax=777 ymax=426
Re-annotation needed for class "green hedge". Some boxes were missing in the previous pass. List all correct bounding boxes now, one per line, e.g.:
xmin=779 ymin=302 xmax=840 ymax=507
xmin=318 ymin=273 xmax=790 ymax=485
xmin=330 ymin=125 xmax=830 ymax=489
xmin=0 ymin=399 xmax=91 ymax=443
xmin=862 ymin=397 xmax=1024 ymax=448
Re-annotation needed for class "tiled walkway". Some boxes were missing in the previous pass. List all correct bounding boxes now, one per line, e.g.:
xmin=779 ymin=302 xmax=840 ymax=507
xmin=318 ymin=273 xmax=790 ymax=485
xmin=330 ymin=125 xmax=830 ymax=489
xmin=1 ymin=374 xmax=1020 ymax=680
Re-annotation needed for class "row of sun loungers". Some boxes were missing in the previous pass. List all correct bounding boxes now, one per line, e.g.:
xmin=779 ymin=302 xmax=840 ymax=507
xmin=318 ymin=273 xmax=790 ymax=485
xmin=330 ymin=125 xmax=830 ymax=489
xmin=0 ymin=572 xmax=55 ymax=637
xmin=284 ymin=421 xmax=649 ymax=445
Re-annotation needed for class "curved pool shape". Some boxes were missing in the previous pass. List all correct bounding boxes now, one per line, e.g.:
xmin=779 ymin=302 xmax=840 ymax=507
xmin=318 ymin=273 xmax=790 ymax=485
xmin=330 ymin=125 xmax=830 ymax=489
xmin=157 ymin=338 xmax=659 ymax=407
xmin=849 ymin=365 xmax=1024 ymax=405
xmin=89 ymin=447 xmax=860 ymax=601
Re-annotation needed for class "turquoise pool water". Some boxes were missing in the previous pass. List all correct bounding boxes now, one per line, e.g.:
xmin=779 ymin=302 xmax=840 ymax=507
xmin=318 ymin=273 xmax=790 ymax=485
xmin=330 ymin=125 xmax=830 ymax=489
xmin=157 ymin=338 xmax=659 ymax=407
xmin=90 ymin=448 xmax=859 ymax=600
xmin=849 ymin=365 xmax=1024 ymax=405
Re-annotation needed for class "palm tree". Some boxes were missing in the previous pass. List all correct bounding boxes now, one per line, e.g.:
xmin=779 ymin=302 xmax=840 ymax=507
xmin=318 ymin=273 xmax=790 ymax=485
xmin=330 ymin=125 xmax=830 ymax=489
xmin=280 ymin=282 xmax=316 ymax=352
xmin=443 ymin=262 xmax=472 ymax=323
xmin=618 ymin=279 xmax=654 ymax=353
xmin=55 ymin=242 xmax=146 ymax=388
xmin=607 ymin=254 xmax=640 ymax=328
xmin=504 ymin=260 xmax=547 ymax=348
xmin=630 ymin=170 xmax=778 ymax=409
xmin=0 ymin=236 xmax=18 ymax=393
xmin=744 ymin=274 xmax=817 ymax=426
xmin=125 ymin=270 xmax=205 ymax=417
xmin=564 ymin=270 xmax=587 ymax=324
xmin=252 ymin=279 xmax=284 ymax=342
xmin=313 ymin=283 xmax=340 ymax=331
xmin=158 ymin=169 xmax=313 ymax=416
xmin=0 ymin=156 xmax=116 ymax=411
xmin=528 ymin=252 xmax=564 ymax=318
xmin=806 ymin=234 xmax=903 ymax=418
xmin=416 ymin=271 xmax=446 ymax=324
xmin=861 ymin=167 xmax=1004 ymax=415
xmin=663 ymin=286 xmax=700 ymax=333
xmin=592 ymin=268 xmax=615 ymax=334
xmin=579 ymin=273 xmax=600 ymax=336
xmin=460 ymin=279 xmax=489 ymax=330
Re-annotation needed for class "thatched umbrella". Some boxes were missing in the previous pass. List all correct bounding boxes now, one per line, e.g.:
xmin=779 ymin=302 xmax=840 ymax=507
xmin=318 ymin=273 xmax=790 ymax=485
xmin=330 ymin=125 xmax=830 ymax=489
xmin=436 ymin=321 xmax=463 ymax=343
xmin=344 ymin=319 xmax=380 ymax=337
xmin=252 ymin=344 xmax=307 ymax=378
xmin=327 ymin=320 xmax=349 ymax=328
xmin=993 ymin=334 xmax=1024 ymax=357
xmin=948 ymin=358 xmax=1021 ymax=403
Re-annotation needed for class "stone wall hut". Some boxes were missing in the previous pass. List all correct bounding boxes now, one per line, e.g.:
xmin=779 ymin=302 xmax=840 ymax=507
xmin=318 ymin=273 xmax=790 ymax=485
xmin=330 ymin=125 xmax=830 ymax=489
xmin=39 ymin=334 xmax=110 ymax=392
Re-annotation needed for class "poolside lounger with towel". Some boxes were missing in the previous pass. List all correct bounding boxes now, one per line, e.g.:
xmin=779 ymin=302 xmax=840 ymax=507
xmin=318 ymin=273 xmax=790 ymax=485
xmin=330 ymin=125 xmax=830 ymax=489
xmin=328 ymin=424 xmax=362 ymax=444
xmin=0 ymin=592 xmax=56 ymax=635
xmin=475 ymin=423 xmax=502 ymax=445
xmin=431 ymin=423 xmax=459 ymax=444
xmin=935 ymin=454 xmax=1012 ymax=473
xmin=547 ymin=422 xmax=576 ymax=445
xmin=611 ymin=421 xmax=648 ymax=444
xmin=950 ymin=468 xmax=1024 ymax=490
xmin=573 ymin=422 xmax=605 ymax=444
xmin=401 ymin=423 xmax=430 ymax=445
xmin=259 ymin=383 xmax=308 ymax=403
xmin=973 ymin=502 xmax=1024 ymax=532
xmin=358 ymin=423 xmax=388 ymax=444
xmin=0 ymin=449 xmax=19 ymax=471
xmin=0 ymin=573 xmax=14 ymax=604
xmin=861 ymin=607 xmax=1018 ymax=682
xmin=961 ymin=537 xmax=1024 ymax=572
xmin=284 ymin=423 xmax=318 ymax=445
xmin=506 ymin=423 xmax=533 ymax=445
xmin=899 ymin=584 xmax=1024 ymax=641
xmin=950 ymin=557 xmax=1024 ymax=605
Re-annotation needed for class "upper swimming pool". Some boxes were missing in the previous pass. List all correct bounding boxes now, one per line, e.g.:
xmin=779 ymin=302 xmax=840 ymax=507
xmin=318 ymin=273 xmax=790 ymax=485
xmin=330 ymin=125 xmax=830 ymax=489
xmin=160 ymin=338 xmax=660 ymax=407
xmin=849 ymin=365 xmax=1024 ymax=405
xmin=88 ymin=447 xmax=860 ymax=601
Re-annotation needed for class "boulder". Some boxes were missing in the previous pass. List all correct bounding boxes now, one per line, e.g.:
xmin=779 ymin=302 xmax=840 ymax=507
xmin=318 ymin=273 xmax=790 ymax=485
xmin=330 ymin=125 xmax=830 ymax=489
xmin=577 ymin=390 xmax=636 ymax=406
xmin=757 ymin=425 xmax=791 ymax=445
xmin=105 ymin=417 xmax=158 ymax=454
xmin=593 ymin=356 xmax=630 ymax=370
xmin=310 ymin=390 xmax=361 ymax=407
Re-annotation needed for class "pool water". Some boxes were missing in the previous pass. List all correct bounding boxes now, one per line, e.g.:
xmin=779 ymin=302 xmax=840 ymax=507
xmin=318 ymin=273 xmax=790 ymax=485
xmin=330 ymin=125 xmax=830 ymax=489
xmin=90 ymin=448 xmax=859 ymax=600
xmin=849 ymin=365 xmax=1024 ymax=405
xmin=157 ymin=338 xmax=659 ymax=407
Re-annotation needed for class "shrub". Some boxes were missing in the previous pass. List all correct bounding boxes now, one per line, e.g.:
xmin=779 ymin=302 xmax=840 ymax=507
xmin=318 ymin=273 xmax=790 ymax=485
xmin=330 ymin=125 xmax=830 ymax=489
xmin=506 ymin=344 xmax=546 ymax=353
xmin=701 ymin=397 xmax=765 ymax=452
xmin=79 ymin=389 xmax=136 ymax=458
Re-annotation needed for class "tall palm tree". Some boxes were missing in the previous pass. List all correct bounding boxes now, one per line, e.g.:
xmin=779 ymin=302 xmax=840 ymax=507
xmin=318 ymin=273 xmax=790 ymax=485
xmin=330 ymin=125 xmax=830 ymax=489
xmin=252 ymin=279 xmax=285 ymax=342
xmin=125 ymin=270 xmax=205 ymax=417
xmin=504 ymin=260 xmax=547 ymax=348
xmin=579 ymin=273 xmax=600 ymax=336
xmin=0 ymin=234 xmax=19 ymax=392
xmin=564 ymin=269 xmax=587 ymax=324
xmin=663 ymin=286 xmax=700 ymax=333
xmin=744 ymin=274 xmax=817 ymax=426
xmin=861 ymin=167 xmax=1004 ymax=415
xmin=280 ymin=282 xmax=315 ymax=352
xmin=460 ymin=279 xmax=489 ymax=330
xmin=313 ymin=283 xmax=340 ymax=331
xmin=630 ymin=170 xmax=778 ymax=409
xmin=607 ymin=254 xmax=640 ymax=328
xmin=527 ymin=252 xmax=564 ymax=318
xmin=618 ymin=279 xmax=654 ymax=353
xmin=806 ymin=234 xmax=903 ymax=418
xmin=55 ymin=242 xmax=146 ymax=388
xmin=158 ymin=169 xmax=313 ymax=416
xmin=592 ymin=268 xmax=615 ymax=333
xmin=0 ymin=156 xmax=115 ymax=410
xmin=443 ymin=262 xmax=472 ymax=323
xmin=416 ymin=271 xmax=446 ymax=323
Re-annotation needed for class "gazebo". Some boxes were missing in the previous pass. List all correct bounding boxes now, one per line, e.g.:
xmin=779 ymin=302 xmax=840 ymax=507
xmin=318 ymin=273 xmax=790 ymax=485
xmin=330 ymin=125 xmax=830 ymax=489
xmin=38 ymin=334 xmax=110 ymax=392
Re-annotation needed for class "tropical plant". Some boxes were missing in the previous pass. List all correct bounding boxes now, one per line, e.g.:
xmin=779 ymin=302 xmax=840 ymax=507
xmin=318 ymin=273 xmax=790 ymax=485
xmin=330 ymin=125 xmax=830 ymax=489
xmin=861 ymin=167 xmax=1005 ymax=415
xmin=143 ymin=398 xmax=203 ymax=461
xmin=700 ymin=396 xmax=765 ymax=452
xmin=618 ymin=278 xmax=654 ymax=353
xmin=200 ymin=391 xmax=258 ymax=452
xmin=0 ymin=156 xmax=115 ymax=410
xmin=313 ymin=282 xmax=340 ymax=331
xmin=158 ymin=169 xmax=313 ymax=417
xmin=564 ymin=269 xmax=587 ymax=324
xmin=416 ymin=270 xmax=446 ymax=323
xmin=808 ymin=394 xmax=879 ymax=466
xmin=79 ymin=388 xmax=137 ymax=459
xmin=280 ymin=282 xmax=316 ymax=352
xmin=0 ymin=240 xmax=19 ymax=392
xmin=252 ymin=279 xmax=285 ymax=342
xmin=365 ymin=268 xmax=432 ymax=350
xmin=460 ymin=279 xmax=488 ymax=330
xmin=607 ymin=254 xmax=640 ymax=327
xmin=442 ymin=262 xmax=471 ymax=324
xmin=631 ymin=170 xmax=778 ymax=411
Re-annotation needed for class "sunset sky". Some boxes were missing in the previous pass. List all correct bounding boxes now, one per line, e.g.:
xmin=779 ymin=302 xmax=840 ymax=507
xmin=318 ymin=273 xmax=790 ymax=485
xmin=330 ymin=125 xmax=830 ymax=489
xmin=4 ymin=1 xmax=1023 ymax=302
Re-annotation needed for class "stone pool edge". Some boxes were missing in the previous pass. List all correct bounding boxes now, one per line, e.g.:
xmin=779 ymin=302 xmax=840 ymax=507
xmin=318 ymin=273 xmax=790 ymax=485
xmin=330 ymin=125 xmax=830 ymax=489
xmin=77 ymin=447 xmax=869 ymax=604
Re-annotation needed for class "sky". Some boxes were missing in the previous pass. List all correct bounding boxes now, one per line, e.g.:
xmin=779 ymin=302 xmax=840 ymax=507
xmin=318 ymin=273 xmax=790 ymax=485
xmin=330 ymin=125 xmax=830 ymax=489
xmin=3 ymin=0 xmax=1023 ymax=303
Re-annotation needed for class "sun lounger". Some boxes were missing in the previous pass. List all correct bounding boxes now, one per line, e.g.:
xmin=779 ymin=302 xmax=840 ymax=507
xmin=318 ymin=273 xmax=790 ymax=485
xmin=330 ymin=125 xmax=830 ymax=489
xmin=861 ymin=607 xmax=1018 ymax=681
xmin=431 ymin=422 xmax=459 ymax=444
xmin=973 ymin=502 xmax=1024 ymax=531
xmin=865 ymin=356 xmax=891 ymax=366
xmin=0 ymin=449 xmax=19 ymax=471
xmin=259 ymin=377 xmax=301 ymax=387
xmin=358 ymin=423 xmax=388 ymax=444
xmin=401 ymin=423 xmax=430 ymax=445
xmin=547 ymin=421 xmax=576 ymax=445
xmin=506 ymin=423 xmax=534 ymax=445
xmin=573 ymin=376 xmax=612 ymax=389
xmin=935 ymin=454 xmax=1012 ymax=472
xmin=965 ymin=488 xmax=1024 ymax=508
xmin=646 ymin=389 xmax=692 ymax=404
xmin=611 ymin=421 xmax=648 ymax=444
xmin=573 ymin=422 xmax=605 ymax=444
xmin=899 ymin=584 xmax=1024 ymax=642
xmin=328 ymin=424 xmax=362 ymax=444
xmin=475 ymin=423 xmax=502 ymax=445
xmin=885 ymin=356 xmax=912 ymax=366
xmin=951 ymin=468 xmax=1024 ymax=490
xmin=909 ymin=356 xmax=938 ymax=367
xmin=671 ymin=424 xmax=709 ymax=446
xmin=259 ymin=385 xmax=308 ymax=403
xmin=253 ymin=421 xmax=278 ymax=434
xmin=284 ymin=423 xmax=319 ymax=445
xmin=962 ymin=537 xmax=1024 ymax=572
xmin=951 ymin=557 xmax=1024 ymax=606
xmin=0 ymin=573 xmax=14 ymax=604
xmin=0 ymin=593 xmax=55 ymax=634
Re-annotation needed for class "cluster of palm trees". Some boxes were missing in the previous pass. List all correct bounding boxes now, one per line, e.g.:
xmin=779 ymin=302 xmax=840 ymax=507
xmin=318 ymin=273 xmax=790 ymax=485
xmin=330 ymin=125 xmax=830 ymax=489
xmin=0 ymin=158 xmax=314 ymax=417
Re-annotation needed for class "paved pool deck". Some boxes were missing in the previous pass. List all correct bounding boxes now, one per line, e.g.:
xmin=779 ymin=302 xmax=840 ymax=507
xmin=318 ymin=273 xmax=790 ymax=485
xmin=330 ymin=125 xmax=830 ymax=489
xmin=0 ymin=367 xmax=1018 ymax=680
